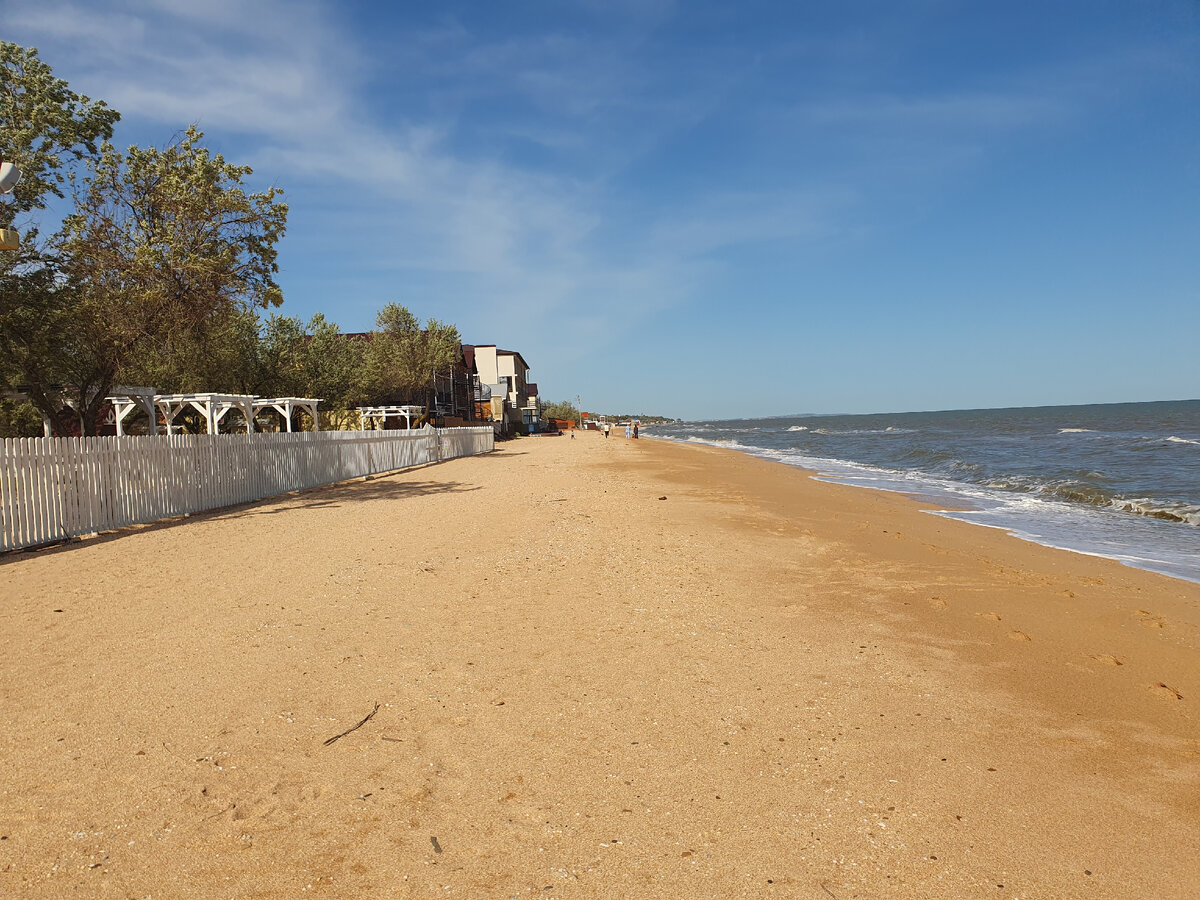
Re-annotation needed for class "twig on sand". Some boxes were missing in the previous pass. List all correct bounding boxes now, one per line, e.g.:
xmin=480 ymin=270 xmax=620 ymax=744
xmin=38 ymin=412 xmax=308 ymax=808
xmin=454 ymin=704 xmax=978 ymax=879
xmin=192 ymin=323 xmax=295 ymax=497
xmin=323 ymin=703 xmax=380 ymax=746
xmin=820 ymin=883 xmax=840 ymax=899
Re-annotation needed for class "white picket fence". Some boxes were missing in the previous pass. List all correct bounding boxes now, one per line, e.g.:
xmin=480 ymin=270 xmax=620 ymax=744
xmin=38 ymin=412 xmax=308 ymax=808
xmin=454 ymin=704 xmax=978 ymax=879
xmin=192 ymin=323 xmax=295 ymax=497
xmin=0 ymin=426 xmax=493 ymax=552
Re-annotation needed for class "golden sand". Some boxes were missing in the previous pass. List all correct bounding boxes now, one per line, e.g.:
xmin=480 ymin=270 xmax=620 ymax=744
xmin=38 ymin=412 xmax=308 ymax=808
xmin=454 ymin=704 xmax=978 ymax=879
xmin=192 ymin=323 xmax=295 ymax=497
xmin=1 ymin=431 xmax=1198 ymax=898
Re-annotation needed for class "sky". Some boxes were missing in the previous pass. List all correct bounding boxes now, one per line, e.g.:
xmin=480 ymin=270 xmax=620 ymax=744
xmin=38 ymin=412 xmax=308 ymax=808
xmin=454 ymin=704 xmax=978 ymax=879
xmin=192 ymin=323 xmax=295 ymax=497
xmin=3 ymin=0 xmax=1198 ymax=420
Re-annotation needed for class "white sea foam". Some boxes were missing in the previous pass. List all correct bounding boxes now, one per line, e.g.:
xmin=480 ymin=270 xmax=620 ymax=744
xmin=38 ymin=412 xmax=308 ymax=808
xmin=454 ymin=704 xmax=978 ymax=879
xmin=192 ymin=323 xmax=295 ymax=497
xmin=1058 ymin=428 xmax=1095 ymax=434
xmin=786 ymin=425 xmax=808 ymax=432
xmin=683 ymin=436 xmax=746 ymax=449
xmin=1166 ymin=436 xmax=1200 ymax=446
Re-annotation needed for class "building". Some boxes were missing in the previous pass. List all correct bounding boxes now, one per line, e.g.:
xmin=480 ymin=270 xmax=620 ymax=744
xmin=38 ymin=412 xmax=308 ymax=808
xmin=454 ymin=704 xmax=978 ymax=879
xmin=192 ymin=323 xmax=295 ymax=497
xmin=464 ymin=345 xmax=540 ymax=435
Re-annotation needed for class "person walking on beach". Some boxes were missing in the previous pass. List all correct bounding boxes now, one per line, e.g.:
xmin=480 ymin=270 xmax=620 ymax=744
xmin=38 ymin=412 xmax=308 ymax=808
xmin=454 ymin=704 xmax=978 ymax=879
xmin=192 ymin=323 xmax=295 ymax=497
xmin=603 ymin=422 xmax=610 ymax=439
xmin=625 ymin=423 xmax=632 ymax=439
xmin=632 ymin=421 xmax=639 ymax=439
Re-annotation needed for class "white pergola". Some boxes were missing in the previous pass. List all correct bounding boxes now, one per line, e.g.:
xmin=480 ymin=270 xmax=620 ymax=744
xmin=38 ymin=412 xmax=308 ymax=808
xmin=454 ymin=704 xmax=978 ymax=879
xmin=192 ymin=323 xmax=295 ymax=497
xmin=106 ymin=386 xmax=159 ymax=436
xmin=156 ymin=393 xmax=259 ymax=435
xmin=358 ymin=405 xmax=426 ymax=431
xmin=26 ymin=387 xmax=323 ymax=436
xmin=253 ymin=397 xmax=321 ymax=432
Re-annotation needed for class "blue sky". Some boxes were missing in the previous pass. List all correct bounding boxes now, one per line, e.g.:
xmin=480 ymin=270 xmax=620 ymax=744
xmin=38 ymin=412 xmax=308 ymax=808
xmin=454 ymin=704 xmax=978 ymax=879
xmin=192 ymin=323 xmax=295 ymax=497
xmin=4 ymin=0 xmax=1198 ymax=419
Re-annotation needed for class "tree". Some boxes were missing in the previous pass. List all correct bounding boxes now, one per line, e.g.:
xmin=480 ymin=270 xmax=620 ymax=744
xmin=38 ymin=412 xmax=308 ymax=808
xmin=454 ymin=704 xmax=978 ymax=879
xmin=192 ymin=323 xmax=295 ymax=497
xmin=0 ymin=243 xmax=113 ymax=435
xmin=366 ymin=303 xmax=461 ymax=405
xmin=302 ymin=313 xmax=369 ymax=410
xmin=0 ymin=42 xmax=121 ymax=432
xmin=255 ymin=312 xmax=308 ymax=397
xmin=541 ymin=399 xmax=579 ymax=422
xmin=0 ymin=42 xmax=120 ymax=218
xmin=254 ymin=312 xmax=368 ymax=411
xmin=43 ymin=127 xmax=288 ymax=434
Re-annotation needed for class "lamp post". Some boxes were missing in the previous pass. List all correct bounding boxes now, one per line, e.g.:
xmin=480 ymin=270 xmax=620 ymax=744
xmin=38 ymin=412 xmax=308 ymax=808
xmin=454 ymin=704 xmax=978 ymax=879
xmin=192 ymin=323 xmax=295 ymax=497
xmin=0 ymin=157 xmax=21 ymax=251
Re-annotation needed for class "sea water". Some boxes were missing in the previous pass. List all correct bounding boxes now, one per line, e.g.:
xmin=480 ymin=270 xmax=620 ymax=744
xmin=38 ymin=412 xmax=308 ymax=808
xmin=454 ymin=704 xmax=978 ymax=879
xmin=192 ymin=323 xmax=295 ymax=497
xmin=651 ymin=400 xmax=1200 ymax=584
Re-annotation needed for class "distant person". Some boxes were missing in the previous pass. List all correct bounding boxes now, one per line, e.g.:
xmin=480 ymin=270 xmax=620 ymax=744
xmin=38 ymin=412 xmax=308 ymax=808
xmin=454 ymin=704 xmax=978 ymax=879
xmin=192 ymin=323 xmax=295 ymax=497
xmin=632 ymin=422 xmax=639 ymax=439
xmin=603 ymin=422 xmax=610 ymax=439
xmin=625 ymin=423 xmax=632 ymax=439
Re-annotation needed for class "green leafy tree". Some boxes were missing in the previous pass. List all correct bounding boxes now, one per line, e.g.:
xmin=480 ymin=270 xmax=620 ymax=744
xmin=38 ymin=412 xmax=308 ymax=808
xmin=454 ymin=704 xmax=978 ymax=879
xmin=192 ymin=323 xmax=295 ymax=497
xmin=0 ymin=41 xmax=120 ymax=218
xmin=256 ymin=313 xmax=309 ymax=397
xmin=541 ymin=399 xmax=579 ymax=422
xmin=366 ymin=303 xmax=461 ymax=405
xmin=254 ymin=312 xmax=367 ymax=411
xmin=0 ymin=42 xmax=121 ymax=432
xmin=0 ymin=246 xmax=112 ymax=434
xmin=302 ymin=313 xmax=368 ymax=409
xmin=44 ymin=127 xmax=288 ymax=433
xmin=0 ymin=396 xmax=42 ymax=437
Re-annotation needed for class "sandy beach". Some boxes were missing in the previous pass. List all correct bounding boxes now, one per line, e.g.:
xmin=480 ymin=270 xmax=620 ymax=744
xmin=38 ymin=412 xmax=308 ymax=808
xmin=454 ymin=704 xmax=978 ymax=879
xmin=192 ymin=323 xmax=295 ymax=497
xmin=2 ymin=430 xmax=1198 ymax=899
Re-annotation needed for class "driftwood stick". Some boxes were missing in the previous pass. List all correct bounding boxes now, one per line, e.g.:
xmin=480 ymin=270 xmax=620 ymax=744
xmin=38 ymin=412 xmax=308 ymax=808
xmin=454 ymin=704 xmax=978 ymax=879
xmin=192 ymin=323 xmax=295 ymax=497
xmin=323 ymin=702 xmax=380 ymax=746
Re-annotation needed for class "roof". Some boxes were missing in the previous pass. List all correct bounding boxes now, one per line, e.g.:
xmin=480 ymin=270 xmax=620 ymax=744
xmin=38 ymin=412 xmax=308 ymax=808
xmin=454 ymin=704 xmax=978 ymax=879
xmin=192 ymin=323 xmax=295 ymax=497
xmin=526 ymin=382 xmax=538 ymax=396
xmin=463 ymin=343 xmax=531 ymax=373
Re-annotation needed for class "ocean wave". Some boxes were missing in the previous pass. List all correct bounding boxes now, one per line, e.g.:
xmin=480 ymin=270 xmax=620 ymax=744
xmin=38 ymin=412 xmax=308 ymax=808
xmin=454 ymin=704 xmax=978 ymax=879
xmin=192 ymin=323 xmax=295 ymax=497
xmin=786 ymin=425 xmax=808 ymax=432
xmin=682 ymin=436 xmax=747 ymax=449
xmin=1058 ymin=428 xmax=1095 ymax=434
xmin=980 ymin=474 xmax=1200 ymax=526
xmin=810 ymin=427 xmax=914 ymax=436
xmin=1109 ymin=498 xmax=1200 ymax=526
xmin=1166 ymin=436 xmax=1200 ymax=446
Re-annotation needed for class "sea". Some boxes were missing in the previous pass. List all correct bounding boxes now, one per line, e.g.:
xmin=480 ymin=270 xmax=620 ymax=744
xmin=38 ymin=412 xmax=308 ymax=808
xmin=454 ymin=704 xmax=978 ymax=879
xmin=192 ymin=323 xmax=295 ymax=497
xmin=650 ymin=400 xmax=1200 ymax=584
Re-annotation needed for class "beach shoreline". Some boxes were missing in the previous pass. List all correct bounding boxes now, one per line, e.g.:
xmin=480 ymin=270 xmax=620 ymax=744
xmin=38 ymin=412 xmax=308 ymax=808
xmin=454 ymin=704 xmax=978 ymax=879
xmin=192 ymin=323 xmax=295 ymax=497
xmin=2 ymin=431 xmax=1198 ymax=898
xmin=649 ymin=400 xmax=1200 ymax=585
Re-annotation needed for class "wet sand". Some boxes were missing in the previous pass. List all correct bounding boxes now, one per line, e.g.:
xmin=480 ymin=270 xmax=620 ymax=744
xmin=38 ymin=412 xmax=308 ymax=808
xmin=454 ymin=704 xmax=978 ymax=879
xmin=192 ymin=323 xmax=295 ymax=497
xmin=1 ymin=430 xmax=1198 ymax=898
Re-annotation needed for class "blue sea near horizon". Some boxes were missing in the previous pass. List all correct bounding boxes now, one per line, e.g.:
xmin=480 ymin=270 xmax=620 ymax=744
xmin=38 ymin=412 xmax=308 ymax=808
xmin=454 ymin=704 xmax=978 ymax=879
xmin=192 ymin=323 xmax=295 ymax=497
xmin=651 ymin=400 xmax=1200 ymax=584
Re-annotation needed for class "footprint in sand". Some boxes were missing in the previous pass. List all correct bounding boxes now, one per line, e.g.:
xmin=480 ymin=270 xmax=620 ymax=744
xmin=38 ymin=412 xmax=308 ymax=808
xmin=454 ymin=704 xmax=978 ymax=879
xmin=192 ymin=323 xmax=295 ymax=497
xmin=1135 ymin=610 xmax=1166 ymax=629
xmin=1149 ymin=683 xmax=1184 ymax=701
xmin=928 ymin=597 xmax=948 ymax=609
xmin=1086 ymin=653 xmax=1124 ymax=666
xmin=1008 ymin=631 xmax=1031 ymax=642
xmin=979 ymin=612 xmax=1002 ymax=622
